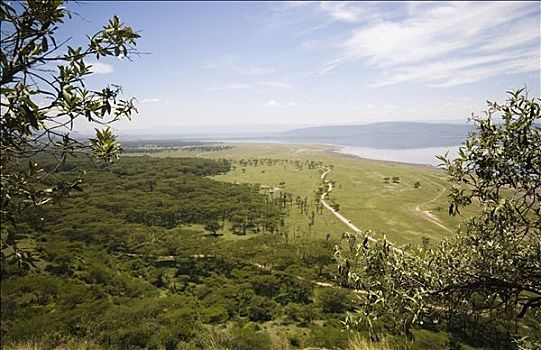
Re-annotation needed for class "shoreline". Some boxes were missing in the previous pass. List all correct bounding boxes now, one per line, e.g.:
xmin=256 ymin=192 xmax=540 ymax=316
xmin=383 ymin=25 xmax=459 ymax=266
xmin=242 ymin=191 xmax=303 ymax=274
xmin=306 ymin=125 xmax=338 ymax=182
xmin=219 ymin=140 xmax=446 ymax=170
xmin=317 ymin=146 xmax=442 ymax=170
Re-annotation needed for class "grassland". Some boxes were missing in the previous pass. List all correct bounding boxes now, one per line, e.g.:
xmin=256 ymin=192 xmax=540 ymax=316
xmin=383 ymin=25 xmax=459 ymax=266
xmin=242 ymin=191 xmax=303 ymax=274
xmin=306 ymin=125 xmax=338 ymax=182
xmin=138 ymin=142 xmax=475 ymax=246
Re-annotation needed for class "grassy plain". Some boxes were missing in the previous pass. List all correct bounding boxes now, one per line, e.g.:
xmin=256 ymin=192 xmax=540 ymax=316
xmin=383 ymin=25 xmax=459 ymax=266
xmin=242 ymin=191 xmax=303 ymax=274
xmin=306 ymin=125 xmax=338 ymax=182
xmin=141 ymin=142 xmax=475 ymax=246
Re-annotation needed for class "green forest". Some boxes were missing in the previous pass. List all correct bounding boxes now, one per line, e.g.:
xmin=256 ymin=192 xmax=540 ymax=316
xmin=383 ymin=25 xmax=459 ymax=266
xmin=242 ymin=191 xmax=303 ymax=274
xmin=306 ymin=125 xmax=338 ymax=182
xmin=1 ymin=156 xmax=362 ymax=349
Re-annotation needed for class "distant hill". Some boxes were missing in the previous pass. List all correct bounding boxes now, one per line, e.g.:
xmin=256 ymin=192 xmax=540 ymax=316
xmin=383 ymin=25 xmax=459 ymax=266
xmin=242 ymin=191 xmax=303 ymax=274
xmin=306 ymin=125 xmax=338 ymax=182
xmin=269 ymin=122 xmax=475 ymax=149
xmin=114 ymin=121 xmax=476 ymax=150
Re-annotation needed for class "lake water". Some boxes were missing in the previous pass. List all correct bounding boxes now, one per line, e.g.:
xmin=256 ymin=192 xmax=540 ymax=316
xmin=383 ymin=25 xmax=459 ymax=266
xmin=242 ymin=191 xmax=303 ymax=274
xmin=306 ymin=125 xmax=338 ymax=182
xmin=214 ymin=138 xmax=462 ymax=166
xmin=337 ymin=145 xmax=461 ymax=166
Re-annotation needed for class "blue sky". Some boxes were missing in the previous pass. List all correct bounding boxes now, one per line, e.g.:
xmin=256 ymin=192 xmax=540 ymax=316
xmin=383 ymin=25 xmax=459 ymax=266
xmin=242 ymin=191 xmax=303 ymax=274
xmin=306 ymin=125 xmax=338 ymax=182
xmin=64 ymin=1 xmax=540 ymax=133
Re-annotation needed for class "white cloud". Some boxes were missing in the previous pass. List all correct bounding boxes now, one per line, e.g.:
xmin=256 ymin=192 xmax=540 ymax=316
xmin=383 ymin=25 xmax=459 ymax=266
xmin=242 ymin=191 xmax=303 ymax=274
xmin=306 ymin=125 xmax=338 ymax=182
xmin=313 ymin=2 xmax=540 ymax=86
xmin=141 ymin=98 xmax=169 ymax=104
xmin=476 ymin=16 xmax=540 ymax=53
xmin=374 ymin=50 xmax=536 ymax=87
xmin=273 ymin=2 xmax=383 ymax=37
xmin=319 ymin=2 xmax=367 ymax=23
xmin=86 ymin=61 xmax=113 ymax=74
xmin=430 ymin=55 xmax=540 ymax=87
xmin=265 ymin=100 xmax=296 ymax=108
xmin=308 ymin=56 xmax=348 ymax=77
xmin=266 ymin=100 xmax=280 ymax=107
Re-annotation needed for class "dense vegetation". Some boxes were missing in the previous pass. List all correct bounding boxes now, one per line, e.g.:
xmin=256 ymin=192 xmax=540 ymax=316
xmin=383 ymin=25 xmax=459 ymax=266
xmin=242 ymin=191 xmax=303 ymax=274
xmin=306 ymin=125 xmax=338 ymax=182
xmin=2 ymin=156 xmax=464 ymax=349
xmin=122 ymin=141 xmax=235 ymax=154
xmin=1 ymin=1 xmax=140 ymax=241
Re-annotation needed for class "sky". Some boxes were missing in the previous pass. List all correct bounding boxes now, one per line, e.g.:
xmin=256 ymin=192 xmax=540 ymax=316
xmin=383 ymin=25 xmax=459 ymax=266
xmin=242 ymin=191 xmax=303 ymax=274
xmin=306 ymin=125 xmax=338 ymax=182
xmin=61 ymin=1 xmax=541 ymax=133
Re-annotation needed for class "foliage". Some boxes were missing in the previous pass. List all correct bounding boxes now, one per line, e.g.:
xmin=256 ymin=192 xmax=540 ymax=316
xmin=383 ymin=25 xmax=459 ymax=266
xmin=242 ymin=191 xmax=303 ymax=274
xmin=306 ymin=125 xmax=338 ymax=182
xmin=317 ymin=287 xmax=354 ymax=314
xmin=204 ymin=220 xmax=221 ymax=236
xmin=335 ymin=90 xmax=541 ymax=345
xmin=247 ymin=295 xmax=276 ymax=321
xmin=228 ymin=323 xmax=272 ymax=350
xmin=1 ymin=156 xmax=328 ymax=348
xmin=347 ymin=334 xmax=399 ymax=350
xmin=309 ymin=319 xmax=353 ymax=349
xmin=0 ymin=0 xmax=140 ymax=252
xmin=284 ymin=302 xmax=318 ymax=325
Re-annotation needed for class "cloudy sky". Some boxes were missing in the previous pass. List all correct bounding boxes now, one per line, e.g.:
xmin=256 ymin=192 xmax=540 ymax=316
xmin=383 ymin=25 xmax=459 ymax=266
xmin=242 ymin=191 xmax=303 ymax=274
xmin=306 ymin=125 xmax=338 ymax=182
xmin=64 ymin=1 xmax=540 ymax=133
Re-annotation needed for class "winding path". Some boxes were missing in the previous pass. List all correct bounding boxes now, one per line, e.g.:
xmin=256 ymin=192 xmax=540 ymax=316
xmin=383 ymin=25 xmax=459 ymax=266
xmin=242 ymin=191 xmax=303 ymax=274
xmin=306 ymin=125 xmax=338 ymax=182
xmin=412 ymin=174 xmax=453 ymax=233
xmin=319 ymin=167 xmax=402 ymax=253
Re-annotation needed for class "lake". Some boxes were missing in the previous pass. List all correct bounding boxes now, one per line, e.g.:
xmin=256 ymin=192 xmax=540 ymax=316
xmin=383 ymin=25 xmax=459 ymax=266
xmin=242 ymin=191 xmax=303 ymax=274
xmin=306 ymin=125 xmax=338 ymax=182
xmin=337 ymin=145 xmax=461 ymax=166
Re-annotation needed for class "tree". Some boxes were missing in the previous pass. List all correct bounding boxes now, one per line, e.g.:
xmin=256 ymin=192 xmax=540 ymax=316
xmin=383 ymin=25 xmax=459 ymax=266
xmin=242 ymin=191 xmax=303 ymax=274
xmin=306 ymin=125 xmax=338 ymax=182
xmin=1 ymin=1 xmax=140 ymax=253
xmin=317 ymin=287 xmax=353 ymax=314
xmin=204 ymin=220 xmax=221 ymax=236
xmin=335 ymin=90 xmax=540 ymax=342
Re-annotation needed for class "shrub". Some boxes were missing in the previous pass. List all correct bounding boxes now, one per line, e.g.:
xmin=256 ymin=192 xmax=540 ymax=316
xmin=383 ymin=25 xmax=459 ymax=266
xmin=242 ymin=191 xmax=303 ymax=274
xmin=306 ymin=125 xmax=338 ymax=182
xmin=309 ymin=320 xmax=351 ymax=349
xmin=284 ymin=303 xmax=318 ymax=325
xmin=247 ymin=296 xmax=276 ymax=322
xmin=317 ymin=288 xmax=353 ymax=314
xmin=411 ymin=329 xmax=449 ymax=350
xmin=201 ymin=305 xmax=229 ymax=324
xmin=250 ymin=274 xmax=279 ymax=297
xmin=276 ymin=276 xmax=313 ymax=304
xmin=229 ymin=324 xmax=272 ymax=350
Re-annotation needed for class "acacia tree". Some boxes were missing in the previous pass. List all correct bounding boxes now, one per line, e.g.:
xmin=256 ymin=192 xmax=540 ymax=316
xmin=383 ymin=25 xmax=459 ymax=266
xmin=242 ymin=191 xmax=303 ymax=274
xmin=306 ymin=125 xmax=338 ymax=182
xmin=204 ymin=220 xmax=221 ymax=236
xmin=335 ymin=90 xmax=540 ymax=343
xmin=1 ymin=1 xmax=140 ymax=256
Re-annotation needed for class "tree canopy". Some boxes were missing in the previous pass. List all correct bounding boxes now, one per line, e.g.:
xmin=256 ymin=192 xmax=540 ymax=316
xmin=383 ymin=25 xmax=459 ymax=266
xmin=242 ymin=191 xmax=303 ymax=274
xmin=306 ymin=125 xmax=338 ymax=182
xmin=1 ymin=1 xmax=140 ymax=251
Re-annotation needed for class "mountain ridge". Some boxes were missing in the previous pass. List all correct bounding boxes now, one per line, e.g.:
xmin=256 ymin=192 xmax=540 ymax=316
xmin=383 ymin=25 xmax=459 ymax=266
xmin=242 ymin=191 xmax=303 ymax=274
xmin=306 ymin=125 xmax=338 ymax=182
xmin=267 ymin=121 xmax=475 ymax=149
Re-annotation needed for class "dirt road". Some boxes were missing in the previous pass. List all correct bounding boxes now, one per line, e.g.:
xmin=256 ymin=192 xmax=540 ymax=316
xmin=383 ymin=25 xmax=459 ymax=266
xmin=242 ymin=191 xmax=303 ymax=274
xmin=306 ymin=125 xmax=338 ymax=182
xmin=319 ymin=167 xmax=402 ymax=252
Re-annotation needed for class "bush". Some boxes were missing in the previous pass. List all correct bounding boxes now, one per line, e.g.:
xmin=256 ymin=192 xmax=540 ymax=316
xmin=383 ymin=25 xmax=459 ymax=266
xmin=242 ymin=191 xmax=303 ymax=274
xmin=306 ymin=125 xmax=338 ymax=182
xmin=275 ymin=276 xmax=313 ymax=304
xmin=317 ymin=288 xmax=353 ymax=314
xmin=201 ymin=305 xmax=229 ymax=324
xmin=309 ymin=320 xmax=352 ymax=349
xmin=250 ymin=274 xmax=279 ymax=297
xmin=229 ymin=324 xmax=272 ymax=350
xmin=411 ymin=329 xmax=449 ymax=350
xmin=247 ymin=296 xmax=276 ymax=322
xmin=284 ymin=303 xmax=318 ymax=325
